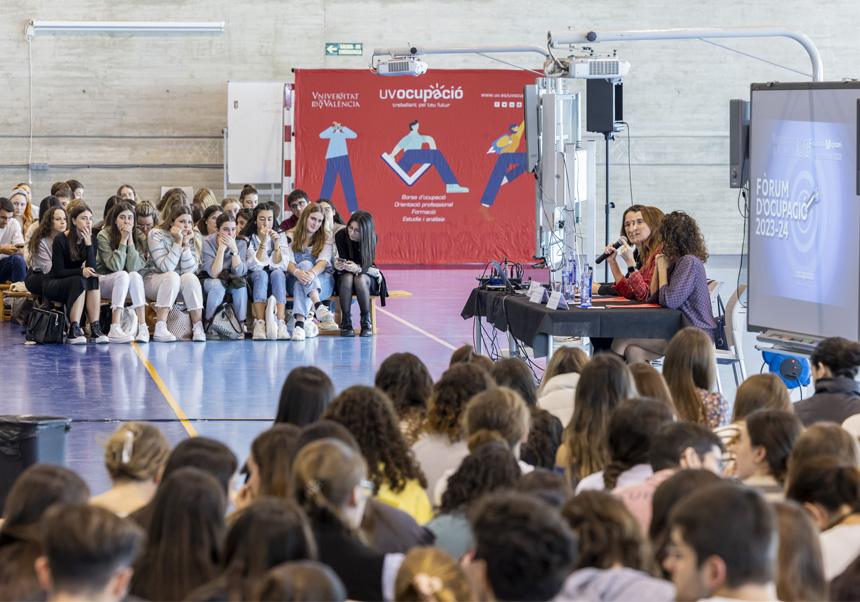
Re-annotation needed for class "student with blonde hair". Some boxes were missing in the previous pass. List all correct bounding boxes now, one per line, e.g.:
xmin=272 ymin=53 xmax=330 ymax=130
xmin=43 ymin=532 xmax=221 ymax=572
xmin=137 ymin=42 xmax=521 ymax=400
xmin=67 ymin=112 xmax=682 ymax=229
xmin=395 ymin=547 xmax=473 ymax=602
xmin=193 ymin=187 xmax=218 ymax=210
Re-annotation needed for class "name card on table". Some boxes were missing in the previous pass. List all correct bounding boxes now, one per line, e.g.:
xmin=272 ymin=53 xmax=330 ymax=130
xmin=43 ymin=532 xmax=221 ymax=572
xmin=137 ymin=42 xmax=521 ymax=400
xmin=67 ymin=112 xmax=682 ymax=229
xmin=547 ymin=291 xmax=569 ymax=310
xmin=529 ymin=286 xmax=547 ymax=304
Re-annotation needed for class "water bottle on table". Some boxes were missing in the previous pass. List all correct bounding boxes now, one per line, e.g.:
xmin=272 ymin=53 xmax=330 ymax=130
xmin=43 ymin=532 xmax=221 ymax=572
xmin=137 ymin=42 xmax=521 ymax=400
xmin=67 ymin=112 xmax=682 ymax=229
xmin=580 ymin=263 xmax=593 ymax=308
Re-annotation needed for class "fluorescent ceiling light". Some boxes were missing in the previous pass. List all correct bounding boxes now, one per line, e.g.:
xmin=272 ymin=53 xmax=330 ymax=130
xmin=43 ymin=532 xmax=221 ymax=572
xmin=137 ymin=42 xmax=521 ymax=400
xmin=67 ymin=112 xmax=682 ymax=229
xmin=26 ymin=20 xmax=225 ymax=36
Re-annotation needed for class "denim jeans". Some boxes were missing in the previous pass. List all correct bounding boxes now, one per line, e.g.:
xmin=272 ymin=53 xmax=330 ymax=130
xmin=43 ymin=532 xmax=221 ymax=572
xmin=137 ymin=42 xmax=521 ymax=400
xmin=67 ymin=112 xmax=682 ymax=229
xmin=286 ymin=260 xmax=334 ymax=318
xmin=203 ymin=278 xmax=248 ymax=321
xmin=248 ymin=269 xmax=286 ymax=304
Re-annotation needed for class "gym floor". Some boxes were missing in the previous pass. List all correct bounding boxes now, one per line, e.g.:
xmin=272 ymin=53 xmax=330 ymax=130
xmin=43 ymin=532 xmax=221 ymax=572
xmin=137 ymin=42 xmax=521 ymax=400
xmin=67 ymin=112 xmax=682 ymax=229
xmin=0 ymin=261 xmax=760 ymax=495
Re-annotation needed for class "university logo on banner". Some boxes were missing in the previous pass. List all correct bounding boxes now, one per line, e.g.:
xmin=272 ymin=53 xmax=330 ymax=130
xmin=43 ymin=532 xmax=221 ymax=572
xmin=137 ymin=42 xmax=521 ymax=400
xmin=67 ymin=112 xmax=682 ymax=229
xmin=295 ymin=69 xmax=537 ymax=264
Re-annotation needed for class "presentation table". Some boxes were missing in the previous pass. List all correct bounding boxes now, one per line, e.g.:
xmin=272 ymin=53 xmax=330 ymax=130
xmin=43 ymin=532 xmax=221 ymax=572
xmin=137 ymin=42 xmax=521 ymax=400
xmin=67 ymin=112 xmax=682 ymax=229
xmin=461 ymin=288 xmax=684 ymax=359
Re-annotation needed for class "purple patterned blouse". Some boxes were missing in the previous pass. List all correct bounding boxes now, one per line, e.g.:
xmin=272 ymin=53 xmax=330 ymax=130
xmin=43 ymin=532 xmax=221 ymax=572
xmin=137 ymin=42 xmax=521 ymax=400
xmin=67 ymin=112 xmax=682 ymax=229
xmin=650 ymin=254 xmax=716 ymax=339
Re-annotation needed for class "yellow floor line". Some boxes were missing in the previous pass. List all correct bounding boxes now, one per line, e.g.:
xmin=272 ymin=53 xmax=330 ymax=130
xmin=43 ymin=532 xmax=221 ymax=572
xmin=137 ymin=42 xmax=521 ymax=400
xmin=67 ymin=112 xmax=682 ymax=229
xmin=131 ymin=342 xmax=197 ymax=437
xmin=375 ymin=305 xmax=457 ymax=351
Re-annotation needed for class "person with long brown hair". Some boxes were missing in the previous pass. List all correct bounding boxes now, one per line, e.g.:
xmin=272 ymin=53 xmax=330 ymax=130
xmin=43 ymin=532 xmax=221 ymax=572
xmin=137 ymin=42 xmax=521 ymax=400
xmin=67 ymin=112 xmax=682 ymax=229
xmin=96 ymin=201 xmax=150 ymax=342
xmin=732 ymin=409 xmax=803 ymax=500
xmin=395 ymin=547 xmax=473 ymax=602
xmin=662 ymin=327 xmax=730 ymax=428
xmin=613 ymin=210 xmax=717 ymax=363
xmin=628 ymin=362 xmax=675 ymax=415
xmin=323 ymin=385 xmax=432 ymax=524
xmin=596 ymin=204 xmax=664 ymax=301
xmin=24 ymin=204 xmax=65 ymax=297
xmin=284 ymin=201 xmax=338 ymax=339
xmin=556 ymin=353 xmax=637 ymax=485
xmin=772 ymin=501 xmax=827 ymax=602
xmin=241 ymin=203 xmax=289 ymax=340
xmin=234 ymin=424 xmax=301 ymax=511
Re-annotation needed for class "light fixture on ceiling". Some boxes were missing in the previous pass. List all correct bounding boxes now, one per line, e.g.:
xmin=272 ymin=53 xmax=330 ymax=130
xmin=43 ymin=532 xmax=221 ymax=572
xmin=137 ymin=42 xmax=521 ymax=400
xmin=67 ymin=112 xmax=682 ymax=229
xmin=25 ymin=20 xmax=225 ymax=38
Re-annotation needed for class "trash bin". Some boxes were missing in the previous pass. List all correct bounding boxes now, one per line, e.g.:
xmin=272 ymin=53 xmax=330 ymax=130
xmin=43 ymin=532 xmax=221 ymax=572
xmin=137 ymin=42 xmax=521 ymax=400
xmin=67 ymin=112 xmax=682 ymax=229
xmin=0 ymin=415 xmax=71 ymax=511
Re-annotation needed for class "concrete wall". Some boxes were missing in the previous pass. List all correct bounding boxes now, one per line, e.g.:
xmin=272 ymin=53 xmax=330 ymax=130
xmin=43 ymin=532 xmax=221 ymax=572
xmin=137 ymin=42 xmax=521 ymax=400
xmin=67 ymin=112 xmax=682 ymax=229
xmin=1 ymin=1 xmax=857 ymax=253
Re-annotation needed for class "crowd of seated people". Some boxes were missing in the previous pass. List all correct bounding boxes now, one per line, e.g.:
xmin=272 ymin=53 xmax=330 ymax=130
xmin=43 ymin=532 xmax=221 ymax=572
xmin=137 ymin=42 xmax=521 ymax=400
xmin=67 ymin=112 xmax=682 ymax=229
xmin=3 ymin=335 xmax=860 ymax=601
xmin=1 ymin=183 xmax=386 ymax=343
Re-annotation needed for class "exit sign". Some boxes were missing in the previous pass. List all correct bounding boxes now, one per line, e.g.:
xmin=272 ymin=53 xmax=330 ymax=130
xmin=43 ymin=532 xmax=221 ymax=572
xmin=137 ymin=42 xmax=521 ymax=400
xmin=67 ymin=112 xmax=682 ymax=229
xmin=325 ymin=43 xmax=363 ymax=56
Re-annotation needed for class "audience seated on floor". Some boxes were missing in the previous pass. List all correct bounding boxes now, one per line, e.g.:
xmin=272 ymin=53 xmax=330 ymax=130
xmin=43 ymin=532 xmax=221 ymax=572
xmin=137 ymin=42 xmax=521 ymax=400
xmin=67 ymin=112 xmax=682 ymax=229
xmin=537 ymin=346 xmax=589 ymax=427
xmin=730 ymin=408 xmax=803 ymax=501
xmin=375 ymin=352 xmax=434 ymax=446
xmin=793 ymin=336 xmax=860 ymax=426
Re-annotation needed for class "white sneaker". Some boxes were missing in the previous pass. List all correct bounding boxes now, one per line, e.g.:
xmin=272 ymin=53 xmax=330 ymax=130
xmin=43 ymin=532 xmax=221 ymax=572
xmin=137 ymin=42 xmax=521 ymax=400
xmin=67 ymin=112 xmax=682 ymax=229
xmin=253 ymin=319 xmax=267 ymax=340
xmin=446 ymin=183 xmax=469 ymax=193
xmin=277 ymin=320 xmax=291 ymax=340
xmin=265 ymin=295 xmax=278 ymax=340
xmin=305 ymin=320 xmax=319 ymax=338
xmin=136 ymin=323 xmax=150 ymax=343
xmin=318 ymin=317 xmax=339 ymax=331
xmin=291 ymin=325 xmax=306 ymax=341
xmin=153 ymin=321 xmax=176 ymax=343
xmin=192 ymin=321 xmax=206 ymax=342
xmin=108 ymin=323 xmax=134 ymax=344
xmin=315 ymin=304 xmax=334 ymax=322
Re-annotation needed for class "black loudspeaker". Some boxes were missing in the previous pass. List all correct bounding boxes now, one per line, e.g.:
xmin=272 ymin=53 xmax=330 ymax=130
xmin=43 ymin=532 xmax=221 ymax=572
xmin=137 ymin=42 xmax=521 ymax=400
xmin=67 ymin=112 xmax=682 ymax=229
xmin=729 ymin=99 xmax=750 ymax=188
xmin=586 ymin=79 xmax=623 ymax=134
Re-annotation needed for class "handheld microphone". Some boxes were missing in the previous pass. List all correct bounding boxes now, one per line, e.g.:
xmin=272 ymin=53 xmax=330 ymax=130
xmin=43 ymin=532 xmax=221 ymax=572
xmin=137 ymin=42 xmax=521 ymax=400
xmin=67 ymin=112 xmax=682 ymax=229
xmin=595 ymin=236 xmax=628 ymax=264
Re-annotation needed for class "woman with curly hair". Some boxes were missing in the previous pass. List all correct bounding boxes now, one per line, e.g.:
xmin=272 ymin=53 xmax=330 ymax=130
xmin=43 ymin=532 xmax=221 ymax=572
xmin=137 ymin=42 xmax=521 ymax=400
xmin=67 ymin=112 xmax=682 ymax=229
xmin=612 ymin=210 xmax=716 ymax=364
xmin=425 ymin=433 xmax=521 ymax=559
xmin=375 ymin=352 xmax=434 ymax=446
xmin=412 ymin=362 xmax=495 ymax=500
xmin=323 ymin=385 xmax=433 ymax=523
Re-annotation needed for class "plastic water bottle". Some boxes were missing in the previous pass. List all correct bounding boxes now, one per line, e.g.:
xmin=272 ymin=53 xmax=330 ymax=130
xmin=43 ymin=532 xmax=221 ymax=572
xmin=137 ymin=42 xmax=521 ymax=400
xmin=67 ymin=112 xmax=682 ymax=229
xmin=580 ymin=264 xmax=593 ymax=308
xmin=565 ymin=252 xmax=576 ymax=300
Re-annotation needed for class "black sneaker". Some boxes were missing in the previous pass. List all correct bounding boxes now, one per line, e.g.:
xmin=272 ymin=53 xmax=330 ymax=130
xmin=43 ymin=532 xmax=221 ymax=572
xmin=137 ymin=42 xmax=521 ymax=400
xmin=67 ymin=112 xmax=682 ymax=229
xmin=68 ymin=321 xmax=87 ymax=345
xmin=359 ymin=313 xmax=373 ymax=337
xmin=90 ymin=321 xmax=109 ymax=344
xmin=340 ymin=315 xmax=355 ymax=337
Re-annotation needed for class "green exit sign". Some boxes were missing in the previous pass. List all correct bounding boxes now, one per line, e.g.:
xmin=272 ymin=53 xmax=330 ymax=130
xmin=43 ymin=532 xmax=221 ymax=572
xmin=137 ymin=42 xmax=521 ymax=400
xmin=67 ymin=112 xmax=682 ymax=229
xmin=325 ymin=43 xmax=363 ymax=56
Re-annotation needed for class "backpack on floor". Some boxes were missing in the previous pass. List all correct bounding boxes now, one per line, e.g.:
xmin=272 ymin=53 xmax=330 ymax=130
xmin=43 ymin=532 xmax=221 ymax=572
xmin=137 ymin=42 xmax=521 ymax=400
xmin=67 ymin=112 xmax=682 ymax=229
xmin=204 ymin=301 xmax=244 ymax=340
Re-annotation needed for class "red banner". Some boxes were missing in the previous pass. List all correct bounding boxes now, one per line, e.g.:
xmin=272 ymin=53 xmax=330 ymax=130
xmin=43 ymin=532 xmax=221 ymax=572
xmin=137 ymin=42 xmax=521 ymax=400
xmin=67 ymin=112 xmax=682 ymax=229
xmin=295 ymin=69 xmax=537 ymax=264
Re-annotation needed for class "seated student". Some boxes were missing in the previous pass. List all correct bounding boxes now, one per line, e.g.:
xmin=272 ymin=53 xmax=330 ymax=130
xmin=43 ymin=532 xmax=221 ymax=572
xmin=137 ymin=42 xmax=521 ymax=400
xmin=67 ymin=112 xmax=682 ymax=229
xmin=662 ymin=327 xmax=730 ymax=428
xmin=134 ymin=200 xmax=159 ymax=261
xmin=275 ymin=366 xmax=335 ymax=427
xmin=197 ymin=204 xmax=223 ymax=237
xmin=557 ymin=491 xmax=675 ymax=602
xmin=201 ymin=212 xmax=249 ymax=334
xmin=449 ymin=344 xmax=496 ymax=370
xmin=9 ymin=186 xmax=34 ymax=236
xmin=96 ymin=201 xmax=150 ymax=343
xmin=785 ymin=456 xmax=860 ymax=580
xmin=117 ymin=183 xmax=136 ymax=203
xmin=426 ymin=432 xmax=521 ymax=560
xmin=42 ymin=203 xmax=114 ymax=344
xmin=236 ymin=207 xmax=252 ymax=234
xmin=394 ymin=547 xmax=473 ymax=602
xmin=713 ymin=373 xmax=791 ymax=469
xmin=50 ymin=181 xmax=74 ymax=209
xmin=255 ymin=561 xmax=347 ymax=602
xmin=141 ymin=203 xmax=206 ymax=342
xmin=323 ymin=386 xmax=433 ymax=524
xmin=556 ymin=354 xmax=638 ymax=486
xmin=595 ymin=204 xmax=665 ymax=301
xmin=155 ymin=187 xmax=187 ymax=217
xmin=492 ymin=358 xmax=563 ymax=470
xmin=412 ymin=362 xmax=495 ymax=500
xmin=434 ymin=387 xmax=535 ymax=505
xmin=0 ymin=465 xmax=90 ymax=601
xmin=187 ymin=498 xmax=317 ymax=602
xmin=649 ymin=469 xmax=723 ymax=579
xmin=376 ymin=352 xmax=434 ymax=446
xmin=292 ymin=438 xmax=392 ymax=602
xmin=537 ymin=346 xmax=589 ymax=427
xmin=241 ymin=203 xmax=290 ymax=340
xmin=129 ymin=467 xmax=227 ymax=601
xmin=731 ymin=409 xmax=803 ymax=501
xmin=788 ymin=422 xmax=860 ymax=476
xmin=128 ymin=436 xmax=238 ymax=532
xmin=771 ymin=501 xmax=827 ymax=602
xmin=234 ymin=424 xmax=301 ymax=511
xmin=90 ymin=422 xmax=169 ymax=518
xmin=24 ymin=195 xmax=62 ymax=250
xmin=615 ymin=422 xmax=724 ymax=532
xmin=319 ymin=198 xmax=346 ymax=237
xmin=24 ymin=205 xmax=65 ymax=297
xmin=91 ymin=195 xmax=120 ymax=239
xmin=221 ymin=196 xmax=241 ymax=218
xmin=279 ymin=189 xmax=309 ymax=232
xmin=612 ymin=210 xmax=716 ymax=363
xmin=240 ymin=184 xmax=259 ymax=209
xmin=663 ymin=482 xmax=778 ymax=602
xmin=465 ymin=492 xmax=577 ymax=602
xmin=35 ymin=504 xmax=144 ymax=602
xmin=576 ymin=397 xmax=675 ymax=493
xmin=0 ymin=197 xmax=26 ymax=283
xmin=793 ymin=337 xmax=860 ymax=426
xmin=296 ymin=420 xmax=434 ymax=555
xmin=67 ymin=179 xmax=84 ymax=200
xmin=284 ymin=201 xmax=338 ymax=339
xmin=334 ymin=210 xmax=387 ymax=337
xmin=517 ymin=468 xmax=575 ymax=506
xmin=193 ymin=187 xmax=217 ymax=210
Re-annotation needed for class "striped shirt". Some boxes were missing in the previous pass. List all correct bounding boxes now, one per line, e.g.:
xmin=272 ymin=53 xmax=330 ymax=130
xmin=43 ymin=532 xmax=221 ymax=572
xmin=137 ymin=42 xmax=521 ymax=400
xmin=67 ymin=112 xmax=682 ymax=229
xmin=141 ymin=229 xmax=199 ymax=277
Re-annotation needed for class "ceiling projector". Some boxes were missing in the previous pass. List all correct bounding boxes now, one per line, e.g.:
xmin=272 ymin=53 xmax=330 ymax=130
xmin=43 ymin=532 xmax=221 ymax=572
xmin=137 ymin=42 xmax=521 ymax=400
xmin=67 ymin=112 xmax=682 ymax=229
xmin=376 ymin=55 xmax=429 ymax=76
xmin=544 ymin=53 xmax=630 ymax=81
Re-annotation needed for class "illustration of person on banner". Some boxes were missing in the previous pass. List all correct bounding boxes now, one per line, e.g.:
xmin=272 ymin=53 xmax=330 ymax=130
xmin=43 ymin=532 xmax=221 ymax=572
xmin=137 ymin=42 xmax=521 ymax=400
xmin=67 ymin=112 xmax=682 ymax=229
xmin=319 ymin=121 xmax=359 ymax=212
xmin=480 ymin=121 xmax=527 ymax=216
xmin=381 ymin=120 xmax=469 ymax=193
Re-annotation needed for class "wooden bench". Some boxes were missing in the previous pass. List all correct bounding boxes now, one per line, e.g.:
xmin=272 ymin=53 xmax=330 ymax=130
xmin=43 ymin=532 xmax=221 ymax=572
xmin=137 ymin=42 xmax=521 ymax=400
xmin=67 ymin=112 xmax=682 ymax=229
xmin=325 ymin=290 xmax=412 ymax=335
xmin=0 ymin=282 xmax=39 ymax=323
